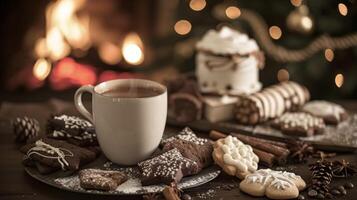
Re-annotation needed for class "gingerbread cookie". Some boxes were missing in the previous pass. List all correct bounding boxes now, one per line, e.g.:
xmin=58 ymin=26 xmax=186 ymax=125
xmin=162 ymin=127 xmax=213 ymax=171
xmin=79 ymin=169 xmax=127 ymax=191
xmin=302 ymin=100 xmax=348 ymax=125
xmin=239 ymin=169 xmax=306 ymax=199
xmin=138 ymin=148 xmax=199 ymax=185
xmin=212 ymin=136 xmax=259 ymax=179
xmin=47 ymin=115 xmax=97 ymax=146
xmin=20 ymin=138 xmax=99 ymax=173
xmin=272 ymin=112 xmax=325 ymax=137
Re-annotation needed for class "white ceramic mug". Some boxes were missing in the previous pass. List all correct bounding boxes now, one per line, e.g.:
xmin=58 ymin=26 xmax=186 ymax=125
xmin=74 ymin=79 xmax=167 ymax=165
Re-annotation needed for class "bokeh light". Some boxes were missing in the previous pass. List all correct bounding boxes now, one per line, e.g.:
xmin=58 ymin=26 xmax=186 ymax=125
xmin=225 ymin=6 xmax=241 ymax=19
xmin=189 ymin=0 xmax=206 ymax=11
xmin=269 ymin=26 xmax=282 ymax=40
xmin=33 ymin=58 xmax=52 ymax=81
xmin=290 ymin=0 xmax=302 ymax=7
xmin=338 ymin=3 xmax=348 ymax=16
xmin=277 ymin=68 xmax=290 ymax=82
xmin=335 ymin=73 xmax=344 ymax=88
xmin=324 ymin=49 xmax=334 ymax=62
xmin=174 ymin=20 xmax=192 ymax=35
xmin=98 ymin=42 xmax=121 ymax=65
xmin=122 ymin=33 xmax=144 ymax=65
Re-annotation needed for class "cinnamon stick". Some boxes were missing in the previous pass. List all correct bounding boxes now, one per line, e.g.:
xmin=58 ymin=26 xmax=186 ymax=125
xmin=231 ymin=132 xmax=290 ymax=158
xmin=253 ymin=148 xmax=276 ymax=167
xmin=209 ymin=130 xmax=289 ymax=165
xmin=231 ymin=132 xmax=288 ymax=148
xmin=209 ymin=130 xmax=227 ymax=140
xmin=163 ymin=185 xmax=181 ymax=200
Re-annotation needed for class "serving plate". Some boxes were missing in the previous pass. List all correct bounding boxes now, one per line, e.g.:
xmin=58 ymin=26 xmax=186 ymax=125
xmin=24 ymin=154 xmax=221 ymax=195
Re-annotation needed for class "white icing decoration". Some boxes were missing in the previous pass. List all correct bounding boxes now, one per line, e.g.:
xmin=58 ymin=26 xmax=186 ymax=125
xmin=26 ymin=140 xmax=74 ymax=170
xmin=274 ymin=112 xmax=325 ymax=130
xmin=245 ymin=169 xmax=302 ymax=190
xmin=54 ymin=115 xmax=92 ymax=129
xmin=221 ymin=136 xmax=259 ymax=173
xmin=303 ymin=101 xmax=345 ymax=120
xmin=162 ymin=127 xmax=208 ymax=146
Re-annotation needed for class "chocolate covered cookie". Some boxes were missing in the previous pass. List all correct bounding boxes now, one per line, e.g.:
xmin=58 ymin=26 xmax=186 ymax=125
xmin=162 ymin=127 xmax=213 ymax=171
xmin=47 ymin=115 xmax=97 ymax=146
xmin=138 ymin=148 xmax=199 ymax=185
xmin=79 ymin=169 xmax=127 ymax=191
xmin=21 ymin=138 xmax=99 ymax=173
xmin=302 ymin=100 xmax=348 ymax=125
xmin=272 ymin=112 xmax=325 ymax=137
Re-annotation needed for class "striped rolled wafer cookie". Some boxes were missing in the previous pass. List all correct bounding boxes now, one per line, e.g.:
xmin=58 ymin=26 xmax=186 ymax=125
xmin=234 ymin=81 xmax=310 ymax=125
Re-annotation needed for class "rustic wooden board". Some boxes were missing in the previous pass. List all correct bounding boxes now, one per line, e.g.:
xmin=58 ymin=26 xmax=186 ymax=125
xmin=167 ymin=115 xmax=357 ymax=153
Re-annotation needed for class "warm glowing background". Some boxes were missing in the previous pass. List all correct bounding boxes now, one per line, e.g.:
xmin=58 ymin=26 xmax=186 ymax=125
xmin=0 ymin=0 xmax=356 ymax=100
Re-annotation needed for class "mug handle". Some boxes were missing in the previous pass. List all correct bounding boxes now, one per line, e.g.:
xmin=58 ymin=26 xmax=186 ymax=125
xmin=74 ymin=85 xmax=94 ymax=123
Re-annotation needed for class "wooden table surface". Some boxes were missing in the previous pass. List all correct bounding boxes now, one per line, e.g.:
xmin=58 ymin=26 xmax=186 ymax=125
xmin=0 ymin=99 xmax=356 ymax=200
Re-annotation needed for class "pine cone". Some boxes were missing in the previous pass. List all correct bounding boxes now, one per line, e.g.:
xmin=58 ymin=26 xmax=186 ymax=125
xmin=308 ymin=160 xmax=333 ymax=198
xmin=12 ymin=117 xmax=40 ymax=143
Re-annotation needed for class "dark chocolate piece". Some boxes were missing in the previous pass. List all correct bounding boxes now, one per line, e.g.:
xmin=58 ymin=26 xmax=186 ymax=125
xmin=47 ymin=115 xmax=97 ymax=146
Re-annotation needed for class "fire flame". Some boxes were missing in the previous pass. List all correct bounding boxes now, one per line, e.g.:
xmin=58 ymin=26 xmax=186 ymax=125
xmin=49 ymin=57 xmax=97 ymax=90
xmin=34 ymin=0 xmax=90 ymax=61
xmin=98 ymin=42 xmax=122 ymax=65
xmin=33 ymin=58 xmax=52 ymax=81
xmin=30 ymin=0 xmax=146 ymax=89
xmin=122 ymin=32 xmax=144 ymax=65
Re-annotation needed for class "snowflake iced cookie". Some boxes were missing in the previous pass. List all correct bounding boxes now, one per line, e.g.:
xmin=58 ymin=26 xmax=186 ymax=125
xmin=240 ymin=169 xmax=306 ymax=199
xmin=302 ymin=100 xmax=348 ymax=125
xmin=272 ymin=112 xmax=325 ymax=137
xmin=212 ymin=135 xmax=259 ymax=179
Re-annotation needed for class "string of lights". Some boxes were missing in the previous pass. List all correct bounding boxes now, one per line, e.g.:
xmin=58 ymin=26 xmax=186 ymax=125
xmin=173 ymin=0 xmax=355 ymax=89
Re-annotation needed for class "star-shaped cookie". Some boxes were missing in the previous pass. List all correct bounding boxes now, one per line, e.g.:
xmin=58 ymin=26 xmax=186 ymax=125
xmin=138 ymin=148 xmax=199 ymax=185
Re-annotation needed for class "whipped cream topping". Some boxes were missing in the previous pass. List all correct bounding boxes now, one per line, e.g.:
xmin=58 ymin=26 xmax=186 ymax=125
xmin=196 ymin=26 xmax=259 ymax=55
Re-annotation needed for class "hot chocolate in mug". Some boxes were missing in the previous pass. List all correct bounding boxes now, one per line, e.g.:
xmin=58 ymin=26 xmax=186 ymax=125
xmin=74 ymin=79 xmax=167 ymax=165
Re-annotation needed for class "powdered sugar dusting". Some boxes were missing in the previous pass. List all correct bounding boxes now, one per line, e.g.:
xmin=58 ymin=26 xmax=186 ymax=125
xmin=162 ymin=127 xmax=209 ymax=146
xmin=54 ymin=167 xmax=220 ymax=195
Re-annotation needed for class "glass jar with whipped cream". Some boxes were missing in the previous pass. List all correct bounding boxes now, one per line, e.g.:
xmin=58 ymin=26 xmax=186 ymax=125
xmin=195 ymin=27 xmax=264 ymax=95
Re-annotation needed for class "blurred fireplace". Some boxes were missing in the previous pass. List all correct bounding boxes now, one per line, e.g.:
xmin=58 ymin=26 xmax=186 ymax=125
xmin=0 ymin=0 xmax=177 ymax=92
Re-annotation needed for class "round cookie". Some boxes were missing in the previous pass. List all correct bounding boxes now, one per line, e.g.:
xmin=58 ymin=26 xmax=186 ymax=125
xmin=272 ymin=112 xmax=325 ymax=137
xmin=239 ymin=169 xmax=306 ymax=200
xmin=302 ymin=100 xmax=348 ymax=125
xmin=212 ymin=136 xmax=259 ymax=179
